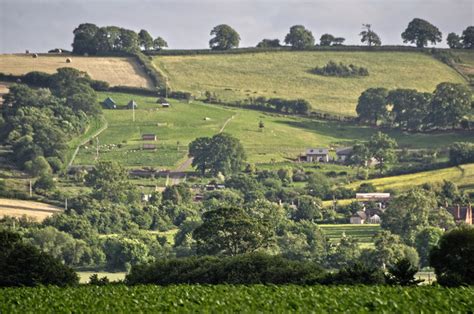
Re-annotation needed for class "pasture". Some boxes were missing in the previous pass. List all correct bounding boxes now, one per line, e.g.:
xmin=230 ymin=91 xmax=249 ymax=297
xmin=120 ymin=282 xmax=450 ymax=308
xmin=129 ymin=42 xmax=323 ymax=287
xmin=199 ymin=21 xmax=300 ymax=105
xmin=0 ymin=54 xmax=152 ymax=88
xmin=153 ymin=51 xmax=465 ymax=115
xmin=72 ymin=92 xmax=474 ymax=168
xmin=348 ymin=163 xmax=474 ymax=192
xmin=0 ymin=198 xmax=62 ymax=222
xmin=1 ymin=285 xmax=472 ymax=312
xmin=320 ymin=224 xmax=380 ymax=248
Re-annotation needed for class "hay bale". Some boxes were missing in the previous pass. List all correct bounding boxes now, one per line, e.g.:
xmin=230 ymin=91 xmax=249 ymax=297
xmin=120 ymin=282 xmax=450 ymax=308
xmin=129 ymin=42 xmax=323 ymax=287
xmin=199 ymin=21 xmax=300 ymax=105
xmin=66 ymin=58 xmax=72 ymax=63
xmin=32 ymin=53 xmax=38 ymax=58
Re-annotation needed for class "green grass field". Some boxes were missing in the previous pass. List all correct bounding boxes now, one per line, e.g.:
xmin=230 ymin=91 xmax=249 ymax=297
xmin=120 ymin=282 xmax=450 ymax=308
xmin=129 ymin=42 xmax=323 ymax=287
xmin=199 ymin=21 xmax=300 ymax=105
xmin=348 ymin=163 xmax=474 ymax=192
xmin=153 ymin=51 xmax=465 ymax=115
xmin=1 ymin=285 xmax=472 ymax=312
xmin=320 ymin=224 xmax=380 ymax=248
xmin=72 ymin=92 xmax=474 ymax=168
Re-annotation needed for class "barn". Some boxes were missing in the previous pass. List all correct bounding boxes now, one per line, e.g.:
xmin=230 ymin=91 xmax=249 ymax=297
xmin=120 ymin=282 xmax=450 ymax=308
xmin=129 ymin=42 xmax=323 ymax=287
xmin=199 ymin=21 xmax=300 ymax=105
xmin=102 ymin=97 xmax=117 ymax=109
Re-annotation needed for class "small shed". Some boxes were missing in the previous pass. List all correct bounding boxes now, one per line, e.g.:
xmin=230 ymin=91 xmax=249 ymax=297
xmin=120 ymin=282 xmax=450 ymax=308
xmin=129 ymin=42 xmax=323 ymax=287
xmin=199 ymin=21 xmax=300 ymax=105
xmin=161 ymin=102 xmax=170 ymax=108
xmin=306 ymin=148 xmax=329 ymax=162
xmin=102 ymin=97 xmax=117 ymax=109
xmin=127 ymin=100 xmax=138 ymax=109
xmin=350 ymin=211 xmax=367 ymax=224
xmin=336 ymin=147 xmax=353 ymax=162
xmin=142 ymin=134 xmax=157 ymax=141
xmin=142 ymin=144 xmax=156 ymax=150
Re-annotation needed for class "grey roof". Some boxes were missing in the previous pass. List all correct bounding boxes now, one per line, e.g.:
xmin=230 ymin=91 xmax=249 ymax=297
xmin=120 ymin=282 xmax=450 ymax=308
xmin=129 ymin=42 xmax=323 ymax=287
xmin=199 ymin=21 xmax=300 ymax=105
xmin=306 ymin=148 xmax=329 ymax=155
xmin=336 ymin=147 xmax=353 ymax=155
xmin=103 ymin=97 xmax=116 ymax=105
xmin=354 ymin=210 xmax=367 ymax=219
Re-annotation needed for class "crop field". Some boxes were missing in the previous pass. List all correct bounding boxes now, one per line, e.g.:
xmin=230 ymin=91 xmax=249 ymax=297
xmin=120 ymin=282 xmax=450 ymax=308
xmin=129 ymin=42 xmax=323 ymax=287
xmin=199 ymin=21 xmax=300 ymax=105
xmin=0 ymin=54 xmax=153 ymax=88
xmin=72 ymin=92 xmax=474 ymax=168
xmin=320 ymin=224 xmax=380 ymax=248
xmin=1 ymin=285 xmax=473 ymax=312
xmin=153 ymin=51 xmax=465 ymax=115
xmin=348 ymin=163 xmax=474 ymax=192
xmin=0 ymin=198 xmax=62 ymax=222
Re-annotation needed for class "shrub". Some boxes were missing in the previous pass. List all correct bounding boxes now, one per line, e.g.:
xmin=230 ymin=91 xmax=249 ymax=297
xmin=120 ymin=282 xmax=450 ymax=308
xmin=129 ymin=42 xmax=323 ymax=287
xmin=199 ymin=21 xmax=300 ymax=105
xmin=126 ymin=253 xmax=325 ymax=285
xmin=430 ymin=226 xmax=474 ymax=286
xmin=312 ymin=61 xmax=369 ymax=77
xmin=0 ymin=230 xmax=79 ymax=287
xmin=449 ymin=142 xmax=474 ymax=165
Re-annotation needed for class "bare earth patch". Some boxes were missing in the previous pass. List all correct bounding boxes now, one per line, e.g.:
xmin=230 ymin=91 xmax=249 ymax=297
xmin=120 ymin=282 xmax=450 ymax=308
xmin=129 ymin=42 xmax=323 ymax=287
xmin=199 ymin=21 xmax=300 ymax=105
xmin=0 ymin=54 xmax=153 ymax=88
xmin=0 ymin=198 xmax=63 ymax=222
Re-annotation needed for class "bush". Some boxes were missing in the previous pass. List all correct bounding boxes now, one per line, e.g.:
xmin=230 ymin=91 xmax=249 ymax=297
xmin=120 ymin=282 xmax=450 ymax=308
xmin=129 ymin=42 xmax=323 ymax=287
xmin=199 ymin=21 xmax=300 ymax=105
xmin=0 ymin=230 xmax=79 ymax=287
xmin=312 ymin=61 xmax=369 ymax=77
xmin=33 ymin=175 xmax=56 ymax=191
xmin=126 ymin=253 xmax=325 ymax=285
xmin=321 ymin=262 xmax=386 ymax=285
xmin=449 ymin=142 xmax=474 ymax=165
xmin=430 ymin=226 xmax=474 ymax=286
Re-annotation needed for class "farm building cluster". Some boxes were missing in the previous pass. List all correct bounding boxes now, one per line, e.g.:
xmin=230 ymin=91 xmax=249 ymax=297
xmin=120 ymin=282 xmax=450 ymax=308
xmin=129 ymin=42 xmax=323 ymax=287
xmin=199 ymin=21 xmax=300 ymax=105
xmin=101 ymin=97 xmax=170 ymax=109
xmin=300 ymin=147 xmax=378 ymax=165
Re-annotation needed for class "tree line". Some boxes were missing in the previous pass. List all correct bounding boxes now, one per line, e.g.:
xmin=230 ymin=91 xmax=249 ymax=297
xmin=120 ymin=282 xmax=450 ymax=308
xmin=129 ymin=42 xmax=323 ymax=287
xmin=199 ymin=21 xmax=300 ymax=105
xmin=72 ymin=23 xmax=168 ymax=55
xmin=356 ymin=82 xmax=472 ymax=131
xmin=71 ymin=20 xmax=472 ymax=52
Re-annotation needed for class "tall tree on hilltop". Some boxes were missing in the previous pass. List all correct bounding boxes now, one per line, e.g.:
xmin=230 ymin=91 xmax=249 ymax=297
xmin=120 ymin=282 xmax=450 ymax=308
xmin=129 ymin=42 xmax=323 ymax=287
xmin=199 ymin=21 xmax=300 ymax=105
xmin=138 ymin=29 xmax=153 ymax=51
xmin=359 ymin=24 xmax=381 ymax=46
xmin=209 ymin=24 xmax=240 ymax=50
xmin=401 ymin=18 xmax=442 ymax=48
xmin=284 ymin=25 xmax=315 ymax=49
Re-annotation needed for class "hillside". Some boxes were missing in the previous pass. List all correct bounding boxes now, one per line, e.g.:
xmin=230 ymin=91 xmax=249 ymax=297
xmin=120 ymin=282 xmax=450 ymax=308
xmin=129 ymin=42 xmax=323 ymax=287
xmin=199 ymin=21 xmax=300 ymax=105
xmin=72 ymin=92 xmax=473 ymax=168
xmin=153 ymin=51 xmax=466 ymax=116
xmin=0 ymin=54 xmax=153 ymax=88
xmin=348 ymin=163 xmax=474 ymax=192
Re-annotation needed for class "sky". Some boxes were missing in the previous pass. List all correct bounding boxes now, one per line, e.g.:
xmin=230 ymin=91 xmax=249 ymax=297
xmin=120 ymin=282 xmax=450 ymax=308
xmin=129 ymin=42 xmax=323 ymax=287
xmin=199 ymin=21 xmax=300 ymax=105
xmin=0 ymin=0 xmax=472 ymax=53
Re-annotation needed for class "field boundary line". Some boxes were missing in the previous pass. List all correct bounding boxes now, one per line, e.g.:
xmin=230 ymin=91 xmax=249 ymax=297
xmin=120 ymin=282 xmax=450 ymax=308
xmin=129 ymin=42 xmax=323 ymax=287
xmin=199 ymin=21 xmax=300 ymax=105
xmin=67 ymin=116 xmax=108 ymax=169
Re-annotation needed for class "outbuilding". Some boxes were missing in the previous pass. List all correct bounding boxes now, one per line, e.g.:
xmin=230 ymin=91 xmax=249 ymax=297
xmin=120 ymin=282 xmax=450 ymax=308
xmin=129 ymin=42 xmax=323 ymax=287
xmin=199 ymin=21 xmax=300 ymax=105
xmin=336 ymin=147 xmax=353 ymax=162
xmin=142 ymin=134 xmax=157 ymax=141
xmin=306 ymin=148 xmax=329 ymax=162
xmin=102 ymin=97 xmax=117 ymax=109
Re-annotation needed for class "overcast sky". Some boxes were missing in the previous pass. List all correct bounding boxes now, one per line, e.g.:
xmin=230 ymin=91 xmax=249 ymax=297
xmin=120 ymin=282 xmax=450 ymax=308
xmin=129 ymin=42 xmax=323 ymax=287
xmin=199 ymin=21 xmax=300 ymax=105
xmin=0 ymin=0 xmax=472 ymax=53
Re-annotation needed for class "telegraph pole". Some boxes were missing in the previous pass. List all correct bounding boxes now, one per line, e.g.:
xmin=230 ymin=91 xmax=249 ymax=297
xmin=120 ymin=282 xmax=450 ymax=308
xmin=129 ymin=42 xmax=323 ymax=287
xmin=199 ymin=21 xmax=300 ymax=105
xmin=29 ymin=180 xmax=32 ymax=197
xmin=132 ymin=101 xmax=135 ymax=122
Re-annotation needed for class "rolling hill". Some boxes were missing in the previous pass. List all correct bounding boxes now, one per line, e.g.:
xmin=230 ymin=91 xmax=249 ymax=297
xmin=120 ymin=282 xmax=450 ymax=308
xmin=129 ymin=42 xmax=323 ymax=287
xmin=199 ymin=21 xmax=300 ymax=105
xmin=0 ymin=54 xmax=153 ymax=88
xmin=152 ymin=51 xmax=466 ymax=116
xmin=72 ymin=92 xmax=473 ymax=168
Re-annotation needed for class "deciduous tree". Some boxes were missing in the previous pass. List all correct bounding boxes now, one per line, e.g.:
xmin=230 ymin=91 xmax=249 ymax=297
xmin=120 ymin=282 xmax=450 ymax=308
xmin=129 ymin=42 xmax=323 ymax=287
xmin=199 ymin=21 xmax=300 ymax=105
xmin=209 ymin=24 xmax=240 ymax=50
xmin=401 ymin=18 xmax=442 ymax=47
xmin=284 ymin=25 xmax=315 ymax=49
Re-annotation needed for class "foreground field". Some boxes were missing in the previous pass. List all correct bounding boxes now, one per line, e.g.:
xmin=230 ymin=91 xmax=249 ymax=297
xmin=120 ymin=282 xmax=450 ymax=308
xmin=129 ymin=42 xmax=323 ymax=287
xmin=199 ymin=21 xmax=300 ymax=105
xmin=73 ymin=92 xmax=474 ymax=168
xmin=1 ymin=285 xmax=472 ymax=312
xmin=348 ymin=163 xmax=474 ymax=192
xmin=0 ymin=198 xmax=62 ymax=222
xmin=154 ymin=51 xmax=465 ymax=115
xmin=0 ymin=54 xmax=152 ymax=88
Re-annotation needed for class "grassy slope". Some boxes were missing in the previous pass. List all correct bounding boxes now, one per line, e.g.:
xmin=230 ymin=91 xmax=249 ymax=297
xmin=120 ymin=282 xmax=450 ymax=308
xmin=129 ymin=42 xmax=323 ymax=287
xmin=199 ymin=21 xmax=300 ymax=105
xmin=153 ymin=51 xmax=465 ymax=115
xmin=348 ymin=163 xmax=474 ymax=192
xmin=73 ymin=93 xmax=234 ymax=168
xmin=72 ymin=92 xmax=474 ymax=168
xmin=0 ymin=54 xmax=153 ymax=88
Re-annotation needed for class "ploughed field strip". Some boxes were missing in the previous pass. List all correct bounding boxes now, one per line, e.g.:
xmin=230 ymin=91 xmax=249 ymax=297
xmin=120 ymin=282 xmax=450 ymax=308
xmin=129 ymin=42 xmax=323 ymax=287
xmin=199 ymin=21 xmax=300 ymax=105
xmin=0 ymin=198 xmax=62 ymax=222
xmin=0 ymin=54 xmax=153 ymax=88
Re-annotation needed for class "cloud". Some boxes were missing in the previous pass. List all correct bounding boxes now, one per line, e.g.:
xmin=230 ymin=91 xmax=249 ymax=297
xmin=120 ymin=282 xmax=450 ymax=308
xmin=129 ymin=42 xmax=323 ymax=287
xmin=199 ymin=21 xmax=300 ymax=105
xmin=0 ymin=0 xmax=472 ymax=52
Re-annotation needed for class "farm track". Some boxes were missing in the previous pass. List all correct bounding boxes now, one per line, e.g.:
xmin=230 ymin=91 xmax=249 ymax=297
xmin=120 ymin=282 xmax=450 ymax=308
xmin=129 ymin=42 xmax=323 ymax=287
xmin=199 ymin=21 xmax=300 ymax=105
xmin=67 ymin=118 xmax=109 ymax=169
xmin=169 ymin=115 xmax=236 ymax=185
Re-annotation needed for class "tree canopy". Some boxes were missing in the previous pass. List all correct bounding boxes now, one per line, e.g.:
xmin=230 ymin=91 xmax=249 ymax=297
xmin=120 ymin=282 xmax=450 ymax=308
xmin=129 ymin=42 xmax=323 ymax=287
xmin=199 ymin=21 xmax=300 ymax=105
xmin=401 ymin=18 xmax=442 ymax=47
xmin=209 ymin=24 xmax=240 ymax=50
xmin=359 ymin=24 xmax=381 ymax=46
xmin=189 ymin=133 xmax=246 ymax=176
xmin=284 ymin=25 xmax=315 ymax=49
